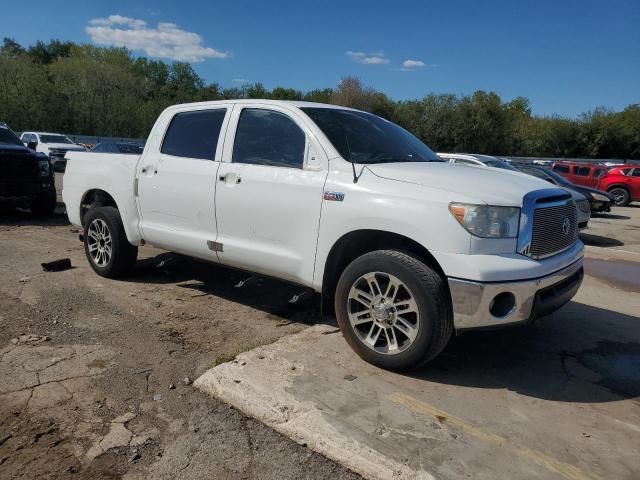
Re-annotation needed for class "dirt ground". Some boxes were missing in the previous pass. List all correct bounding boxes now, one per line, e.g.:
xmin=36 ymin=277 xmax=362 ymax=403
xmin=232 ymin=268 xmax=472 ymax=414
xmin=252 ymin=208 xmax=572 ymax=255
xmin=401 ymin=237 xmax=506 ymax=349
xmin=0 ymin=204 xmax=360 ymax=479
xmin=1 ymin=177 xmax=638 ymax=479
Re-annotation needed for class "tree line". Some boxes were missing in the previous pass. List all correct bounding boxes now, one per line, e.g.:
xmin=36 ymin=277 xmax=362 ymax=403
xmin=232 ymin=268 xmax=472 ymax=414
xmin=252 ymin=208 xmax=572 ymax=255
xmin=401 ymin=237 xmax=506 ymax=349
xmin=1 ymin=38 xmax=638 ymax=159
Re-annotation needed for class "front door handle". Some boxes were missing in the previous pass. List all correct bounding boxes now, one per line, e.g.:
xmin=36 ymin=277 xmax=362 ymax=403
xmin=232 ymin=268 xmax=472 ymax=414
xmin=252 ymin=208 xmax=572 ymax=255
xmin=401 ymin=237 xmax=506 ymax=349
xmin=219 ymin=174 xmax=241 ymax=184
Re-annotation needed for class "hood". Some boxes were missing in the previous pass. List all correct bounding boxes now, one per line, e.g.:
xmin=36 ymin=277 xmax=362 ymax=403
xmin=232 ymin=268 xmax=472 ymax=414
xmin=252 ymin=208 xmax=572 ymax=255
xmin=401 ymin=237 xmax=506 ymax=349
xmin=44 ymin=143 xmax=85 ymax=151
xmin=0 ymin=143 xmax=40 ymax=179
xmin=569 ymin=184 xmax=611 ymax=200
xmin=560 ymin=187 xmax=587 ymax=202
xmin=0 ymin=143 xmax=31 ymax=155
xmin=365 ymin=162 xmax=556 ymax=205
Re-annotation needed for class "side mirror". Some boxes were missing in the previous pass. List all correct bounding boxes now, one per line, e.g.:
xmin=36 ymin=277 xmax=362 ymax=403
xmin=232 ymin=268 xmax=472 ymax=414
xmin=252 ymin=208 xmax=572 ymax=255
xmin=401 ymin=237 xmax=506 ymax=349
xmin=27 ymin=141 xmax=38 ymax=150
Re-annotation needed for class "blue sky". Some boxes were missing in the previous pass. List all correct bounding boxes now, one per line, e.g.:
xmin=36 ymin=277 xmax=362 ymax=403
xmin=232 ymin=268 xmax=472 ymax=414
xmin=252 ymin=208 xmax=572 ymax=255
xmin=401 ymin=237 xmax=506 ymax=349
xmin=2 ymin=0 xmax=638 ymax=117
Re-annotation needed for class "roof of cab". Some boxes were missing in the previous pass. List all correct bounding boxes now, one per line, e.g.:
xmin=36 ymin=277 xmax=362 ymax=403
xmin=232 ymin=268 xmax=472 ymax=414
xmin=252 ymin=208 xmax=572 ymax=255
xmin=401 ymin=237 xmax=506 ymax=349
xmin=163 ymin=99 xmax=362 ymax=113
xmin=22 ymin=131 xmax=68 ymax=136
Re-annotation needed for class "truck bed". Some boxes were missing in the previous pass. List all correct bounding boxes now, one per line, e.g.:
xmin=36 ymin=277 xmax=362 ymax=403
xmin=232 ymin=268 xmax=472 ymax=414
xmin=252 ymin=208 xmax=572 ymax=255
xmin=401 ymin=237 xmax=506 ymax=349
xmin=62 ymin=152 xmax=142 ymax=243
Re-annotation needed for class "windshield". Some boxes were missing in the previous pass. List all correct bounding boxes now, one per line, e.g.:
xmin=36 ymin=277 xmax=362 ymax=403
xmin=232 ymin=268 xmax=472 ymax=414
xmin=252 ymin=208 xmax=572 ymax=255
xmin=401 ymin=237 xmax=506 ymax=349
xmin=539 ymin=167 xmax=573 ymax=186
xmin=0 ymin=126 xmax=23 ymax=146
xmin=484 ymin=159 xmax=517 ymax=171
xmin=301 ymin=107 xmax=442 ymax=164
xmin=40 ymin=134 xmax=73 ymax=144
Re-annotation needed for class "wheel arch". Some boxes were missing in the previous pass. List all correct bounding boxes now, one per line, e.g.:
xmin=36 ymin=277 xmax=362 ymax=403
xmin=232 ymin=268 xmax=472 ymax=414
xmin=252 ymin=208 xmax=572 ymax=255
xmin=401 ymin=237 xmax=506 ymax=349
xmin=606 ymin=184 xmax=630 ymax=193
xmin=80 ymin=189 xmax=119 ymax=226
xmin=321 ymin=229 xmax=447 ymax=312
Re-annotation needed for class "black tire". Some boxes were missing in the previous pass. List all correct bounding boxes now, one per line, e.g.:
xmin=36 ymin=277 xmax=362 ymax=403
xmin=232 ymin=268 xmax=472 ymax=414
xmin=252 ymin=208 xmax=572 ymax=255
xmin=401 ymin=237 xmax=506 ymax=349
xmin=334 ymin=250 xmax=453 ymax=371
xmin=30 ymin=189 xmax=57 ymax=217
xmin=608 ymin=187 xmax=630 ymax=207
xmin=83 ymin=206 xmax=138 ymax=278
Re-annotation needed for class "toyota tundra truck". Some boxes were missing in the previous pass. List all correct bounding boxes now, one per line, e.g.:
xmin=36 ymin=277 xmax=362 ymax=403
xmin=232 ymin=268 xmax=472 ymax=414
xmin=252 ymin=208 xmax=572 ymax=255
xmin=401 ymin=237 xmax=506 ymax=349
xmin=63 ymin=100 xmax=584 ymax=370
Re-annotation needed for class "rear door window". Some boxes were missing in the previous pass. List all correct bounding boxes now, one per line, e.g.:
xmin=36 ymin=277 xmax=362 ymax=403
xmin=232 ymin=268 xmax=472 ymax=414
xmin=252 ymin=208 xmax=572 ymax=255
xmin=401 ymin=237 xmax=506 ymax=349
xmin=632 ymin=168 xmax=640 ymax=177
xmin=161 ymin=109 xmax=227 ymax=160
xmin=574 ymin=166 xmax=591 ymax=176
xmin=553 ymin=164 xmax=570 ymax=173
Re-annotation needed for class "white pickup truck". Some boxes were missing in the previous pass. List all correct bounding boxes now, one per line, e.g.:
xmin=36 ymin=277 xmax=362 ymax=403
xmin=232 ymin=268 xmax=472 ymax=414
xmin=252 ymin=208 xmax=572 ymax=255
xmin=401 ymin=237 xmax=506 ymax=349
xmin=63 ymin=100 xmax=584 ymax=370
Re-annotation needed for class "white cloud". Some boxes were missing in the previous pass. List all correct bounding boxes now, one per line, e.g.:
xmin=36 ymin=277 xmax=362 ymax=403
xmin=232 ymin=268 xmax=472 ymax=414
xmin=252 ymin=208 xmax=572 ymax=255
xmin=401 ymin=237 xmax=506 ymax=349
xmin=346 ymin=50 xmax=390 ymax=65
xmin=232 ymin=78 xmax=249 ymax=83
xmin=86 ymin=15 xmax=229 ymax=62
xmin=402 ymin=59 xmax=426 ymax=69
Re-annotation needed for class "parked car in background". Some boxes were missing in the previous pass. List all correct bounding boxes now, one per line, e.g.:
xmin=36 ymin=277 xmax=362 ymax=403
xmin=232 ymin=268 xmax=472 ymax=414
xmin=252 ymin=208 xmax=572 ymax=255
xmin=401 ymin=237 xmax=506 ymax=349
xmin=1 ymin=122 xmax=57 ymax=216
xmin=551 ymin=161 xmax=608 ymax=188
xmin=20 ymin=131 xmax=86 ymax=171
xmin=64 ymin=100 xmax=584 ymax=370
xmin=513 ymin=164 xmax=611 ymax=214
xmin=532 ymin=159 xmax=554 ymax=167
xmin=438 ymin=153 xmax=518 ymax=171
xmin=597 ymin=165 xmax=640 ymax=207
xmin=552 ymin=161 xmax=640 ymax=206
xmin=91 ymin=142 xmax=144 ymax=154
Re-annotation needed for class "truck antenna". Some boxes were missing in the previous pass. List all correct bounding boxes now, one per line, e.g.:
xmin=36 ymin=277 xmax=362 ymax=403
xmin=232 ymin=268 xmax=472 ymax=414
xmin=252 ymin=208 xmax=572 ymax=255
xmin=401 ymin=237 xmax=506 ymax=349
xmin=345 ymin=134 xmax=358 ymax=183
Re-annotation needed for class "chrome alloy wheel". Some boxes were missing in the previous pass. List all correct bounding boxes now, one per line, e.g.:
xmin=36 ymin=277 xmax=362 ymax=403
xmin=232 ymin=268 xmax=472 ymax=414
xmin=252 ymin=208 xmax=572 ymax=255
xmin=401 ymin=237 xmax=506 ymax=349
xmin=87 ymin=218 xmax=112 ymax=267
xmin=610 ymin=189 xmax=626 ymax=206
xmin=347 ymin=272 xmax=419 ymax=355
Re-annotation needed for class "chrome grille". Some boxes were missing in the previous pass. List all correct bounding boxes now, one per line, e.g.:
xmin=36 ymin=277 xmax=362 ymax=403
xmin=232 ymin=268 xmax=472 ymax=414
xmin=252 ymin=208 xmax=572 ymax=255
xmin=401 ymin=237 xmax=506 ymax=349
xmin=530 ymin=201 xmax=578 ymax=259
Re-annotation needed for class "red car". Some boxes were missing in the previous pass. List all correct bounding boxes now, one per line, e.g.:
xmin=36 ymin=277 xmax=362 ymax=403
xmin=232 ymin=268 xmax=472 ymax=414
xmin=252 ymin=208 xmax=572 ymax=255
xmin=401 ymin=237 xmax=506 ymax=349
xmin=552 ymin=162 xmax=640 ymax=206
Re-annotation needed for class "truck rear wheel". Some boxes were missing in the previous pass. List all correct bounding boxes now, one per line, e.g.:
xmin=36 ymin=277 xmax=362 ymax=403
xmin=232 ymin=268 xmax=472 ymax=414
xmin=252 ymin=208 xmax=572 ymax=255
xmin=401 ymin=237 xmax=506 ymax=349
xmin=83 ymin=206 xmax=138 ymax=278
xmin=335 ymin=250 xmax=453 ymax=371
xmin=30 ymin=190 xmax=57 ymax=217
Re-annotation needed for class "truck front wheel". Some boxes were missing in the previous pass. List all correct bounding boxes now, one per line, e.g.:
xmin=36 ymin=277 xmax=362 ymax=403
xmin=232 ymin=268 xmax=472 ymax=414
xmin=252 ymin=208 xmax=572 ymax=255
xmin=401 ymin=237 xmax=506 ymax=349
xmin=335 ymin=250 xmax=453 ymax=370
xmin=83 ymin=207 xmax=138 ymax=278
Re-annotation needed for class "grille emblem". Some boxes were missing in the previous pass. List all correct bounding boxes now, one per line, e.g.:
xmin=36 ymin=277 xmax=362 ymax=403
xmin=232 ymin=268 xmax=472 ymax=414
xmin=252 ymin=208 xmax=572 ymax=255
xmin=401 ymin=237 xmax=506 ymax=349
xmin=562 ymin=217 xmax=571 ymax=235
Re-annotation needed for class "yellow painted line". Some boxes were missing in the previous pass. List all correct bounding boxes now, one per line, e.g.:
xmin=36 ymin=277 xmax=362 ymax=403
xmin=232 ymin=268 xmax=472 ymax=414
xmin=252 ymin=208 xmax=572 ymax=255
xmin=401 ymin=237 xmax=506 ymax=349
xmin=390 ymin=392 xmax=600 ymax=480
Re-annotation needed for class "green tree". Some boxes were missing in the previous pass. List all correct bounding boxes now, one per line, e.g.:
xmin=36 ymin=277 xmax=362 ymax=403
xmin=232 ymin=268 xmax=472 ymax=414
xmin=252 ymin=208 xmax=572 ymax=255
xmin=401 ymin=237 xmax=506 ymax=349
xmin=0 ymin=38 xmax=638 ymax=159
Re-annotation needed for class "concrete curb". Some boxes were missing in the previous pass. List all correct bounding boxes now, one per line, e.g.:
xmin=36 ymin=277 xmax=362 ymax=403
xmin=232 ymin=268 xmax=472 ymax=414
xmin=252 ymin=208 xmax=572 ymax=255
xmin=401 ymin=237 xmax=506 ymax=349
xmin=194 ymin=325 xmax=431 ymax=480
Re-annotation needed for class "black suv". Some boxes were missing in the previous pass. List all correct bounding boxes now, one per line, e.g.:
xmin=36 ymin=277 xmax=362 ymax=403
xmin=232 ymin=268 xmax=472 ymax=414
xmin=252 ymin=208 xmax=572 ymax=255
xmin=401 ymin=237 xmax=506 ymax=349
xmin=0 ymin=122 xmax=57 ymax=216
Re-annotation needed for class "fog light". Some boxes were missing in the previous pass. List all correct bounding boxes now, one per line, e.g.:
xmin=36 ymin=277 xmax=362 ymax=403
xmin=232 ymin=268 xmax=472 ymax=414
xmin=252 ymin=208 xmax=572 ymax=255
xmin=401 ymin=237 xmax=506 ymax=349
xmin=489 ymin=292 xmax=516 ymax=318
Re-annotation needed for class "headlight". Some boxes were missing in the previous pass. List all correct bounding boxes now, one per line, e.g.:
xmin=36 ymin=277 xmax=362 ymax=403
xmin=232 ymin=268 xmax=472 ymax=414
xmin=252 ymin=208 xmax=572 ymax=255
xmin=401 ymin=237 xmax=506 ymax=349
xmin=38 ymin=160 xmax=50 ymax=177
xmin=591 ymin=192 xmax=609 ymax=202
xmin=449 ymin=203 xmax=520 ymax=238
xmin=577 ymin=199 xmax=590 ymax=213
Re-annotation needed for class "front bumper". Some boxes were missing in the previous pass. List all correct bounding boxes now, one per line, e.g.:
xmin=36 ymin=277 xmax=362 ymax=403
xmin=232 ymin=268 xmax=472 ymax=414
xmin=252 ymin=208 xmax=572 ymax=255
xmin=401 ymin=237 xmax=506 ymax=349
xmin=590 ymin=200 xmax=611 ymax=213
xmin=448 ymin=257 xmax=583 ymax=330
xmin=0 ymin=180 xmax=54 ymax=199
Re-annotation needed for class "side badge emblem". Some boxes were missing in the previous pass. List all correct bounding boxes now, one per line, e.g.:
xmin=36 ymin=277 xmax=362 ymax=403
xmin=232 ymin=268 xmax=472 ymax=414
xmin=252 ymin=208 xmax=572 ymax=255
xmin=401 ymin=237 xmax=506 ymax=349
xmin=324 ymin=191 xmax=345 ymax=202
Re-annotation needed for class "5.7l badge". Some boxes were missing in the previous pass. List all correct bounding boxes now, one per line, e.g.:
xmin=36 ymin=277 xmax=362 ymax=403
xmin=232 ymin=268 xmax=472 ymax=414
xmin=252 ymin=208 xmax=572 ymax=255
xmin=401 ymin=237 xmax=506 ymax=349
xmin=324 ymin=191 xmax=345 ymax=202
